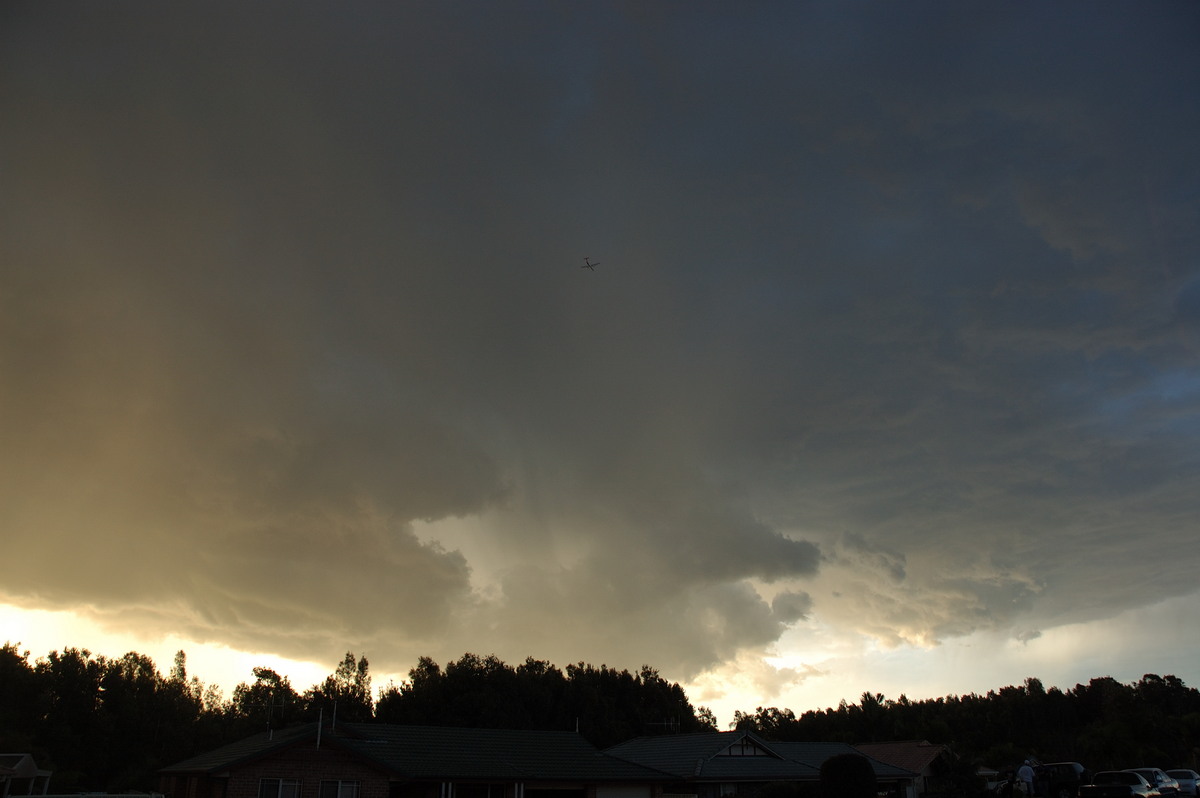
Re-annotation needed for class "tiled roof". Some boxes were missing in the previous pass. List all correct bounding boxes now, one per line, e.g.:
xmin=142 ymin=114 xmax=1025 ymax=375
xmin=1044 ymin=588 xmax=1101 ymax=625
xmin=160 ymin=725 xmax=919 ymax=786
xmin=0 ymin=754 xmax=30 ymax=777
xmin=0 ymin=753 xmax=52 ymax=778
xmin=162 ymin=723 xmax=670 ymax=783
xmin=337 ymin=724 xmax=670 ymax=782
xmin=606 ymin=732 xmax=819 ymax=782
xmin=853 ymin=741 xmax=948 ymax=775
xmin=604 ymin=734 xmax=914 ymax=783
xmin=159 ymin=724 xmax=320 ymax=774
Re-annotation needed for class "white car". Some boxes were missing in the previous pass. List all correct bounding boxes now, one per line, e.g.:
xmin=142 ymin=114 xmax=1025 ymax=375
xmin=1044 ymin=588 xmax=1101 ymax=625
xmin=1126 ymin=770 xmax=1180 ymax=796
xmin=1166 ymin=771 xmax=1199 ymax=797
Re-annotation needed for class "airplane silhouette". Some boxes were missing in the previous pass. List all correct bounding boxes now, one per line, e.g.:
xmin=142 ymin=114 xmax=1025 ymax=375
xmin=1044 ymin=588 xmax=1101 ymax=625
xmin=582 ymin=257 xmax=599 ymax=270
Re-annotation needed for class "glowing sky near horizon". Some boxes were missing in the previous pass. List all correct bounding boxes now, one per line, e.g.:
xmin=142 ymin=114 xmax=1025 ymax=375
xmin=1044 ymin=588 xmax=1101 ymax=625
xmin=2 ymin=1 xmax=1199 ymax=727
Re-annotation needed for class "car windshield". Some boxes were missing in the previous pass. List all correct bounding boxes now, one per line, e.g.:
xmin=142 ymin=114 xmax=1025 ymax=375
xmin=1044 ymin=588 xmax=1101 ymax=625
xmin=1096 ymin=774 xmax=1140 ymax=785
xmin=1167 ymin=772 xmax=1192 ymax=779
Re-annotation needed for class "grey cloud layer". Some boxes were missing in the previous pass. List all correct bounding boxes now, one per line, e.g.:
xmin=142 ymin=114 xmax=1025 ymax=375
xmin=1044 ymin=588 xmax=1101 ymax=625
xmin=2 ymin=2 xmax=1198 ymax=679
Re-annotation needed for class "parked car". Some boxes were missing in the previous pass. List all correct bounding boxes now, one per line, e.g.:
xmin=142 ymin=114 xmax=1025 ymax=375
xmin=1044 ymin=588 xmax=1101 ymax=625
xmin=1078 ymin=771 xmax=1160 ymax=798
xmin=1165 ymin=771 xmax=1199 ymax=798
xmin=1126 ymin=770 xmax=1180 ymax=796
xmin=992 ymin=767 xmax=1017 ymax=797
xmin=1037 ymin=761 xmax=1092 ymax=798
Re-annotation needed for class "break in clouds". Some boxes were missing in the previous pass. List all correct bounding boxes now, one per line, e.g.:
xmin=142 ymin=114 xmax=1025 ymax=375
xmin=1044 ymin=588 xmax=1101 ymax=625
xmin=2 ymin=2 xmax=1198 ymax=686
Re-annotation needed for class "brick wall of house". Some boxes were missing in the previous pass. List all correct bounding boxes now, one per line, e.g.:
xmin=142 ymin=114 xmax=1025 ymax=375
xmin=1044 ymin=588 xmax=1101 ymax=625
xmin=223 ymin=739 xmax=391 ymax=798
xmin=160 ymin=771 xmax=228 ymax=798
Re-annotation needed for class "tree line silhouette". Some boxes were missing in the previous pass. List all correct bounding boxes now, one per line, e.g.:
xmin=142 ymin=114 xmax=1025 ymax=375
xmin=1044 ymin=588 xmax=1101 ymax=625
xmin=733 ymin=675 xmax=1200 ymax=773
xmin=0 ymin=644 xmax=713 ymax=792
xmin=3 ymin=642 xmax=1198 ymax=795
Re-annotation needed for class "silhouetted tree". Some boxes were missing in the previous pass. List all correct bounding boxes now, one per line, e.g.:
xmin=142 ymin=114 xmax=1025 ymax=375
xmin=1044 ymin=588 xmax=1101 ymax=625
xmin=734 ymin=673 xmax=1200 ymax=773
xmin=304 ymin=651 xmax=372 ymax=722
xmin=34 ymin=648 xmax=108 ymax=790
xmin=228 ymin=665 xmax=303 ymax=733
xmin=5 ymin=642 xmax=1199 ymax=795
xmin=375 ymin=653 xmax=715 ymax=747
xmin=0 ymin=643 xmax=40 ymax=753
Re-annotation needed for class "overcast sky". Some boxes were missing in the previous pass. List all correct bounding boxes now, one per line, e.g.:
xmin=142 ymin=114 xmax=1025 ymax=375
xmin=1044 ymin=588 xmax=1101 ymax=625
xmin=3 ymin=2 xmax=1199 ymax=724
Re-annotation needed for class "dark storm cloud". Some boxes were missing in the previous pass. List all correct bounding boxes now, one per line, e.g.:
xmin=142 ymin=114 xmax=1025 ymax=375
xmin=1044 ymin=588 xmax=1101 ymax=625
xmin=2 ymin=2 xmax=1198 ymax=679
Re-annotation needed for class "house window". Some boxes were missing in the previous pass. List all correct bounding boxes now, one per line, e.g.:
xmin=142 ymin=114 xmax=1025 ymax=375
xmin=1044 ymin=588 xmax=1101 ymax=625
xmin=719 ymin=740 xmax=768 ymax=757
xmin=321 ymin=781 xmax=360 ymax=798
xmin=260 ymin=780 xmax=302 ymax=798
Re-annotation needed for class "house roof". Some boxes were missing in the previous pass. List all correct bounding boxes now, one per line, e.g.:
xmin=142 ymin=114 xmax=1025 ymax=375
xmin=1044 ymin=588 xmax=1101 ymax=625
xmin=161 ymin=725 xmax=918 ymax=786
xmin=769 ymin=742 xmax=914 ymax=781
xmin=161 ymin=723 xmax=669 ymax=783
xmin=605 ymin=732 xmax=911 ymax=783
xmin=853 ymin=741 xmax=948 ymax=775
xmin=336 ymin=724 xmax=668 ymax=782
xmin=160 ymin=724 xmax=325 ymax=774
xmin=0 ymin=754 xmax=52 ymax=779
xmin=606 ymin=731 xmax=818 ymax=781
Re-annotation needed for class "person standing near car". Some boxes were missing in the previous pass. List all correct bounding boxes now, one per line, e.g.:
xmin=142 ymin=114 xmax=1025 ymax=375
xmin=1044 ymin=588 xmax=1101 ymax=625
xmin=1035 ymin=763 xmax=1051 ymax=798
xmin=1018 ymin=760 xmax=1036 ymax=796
